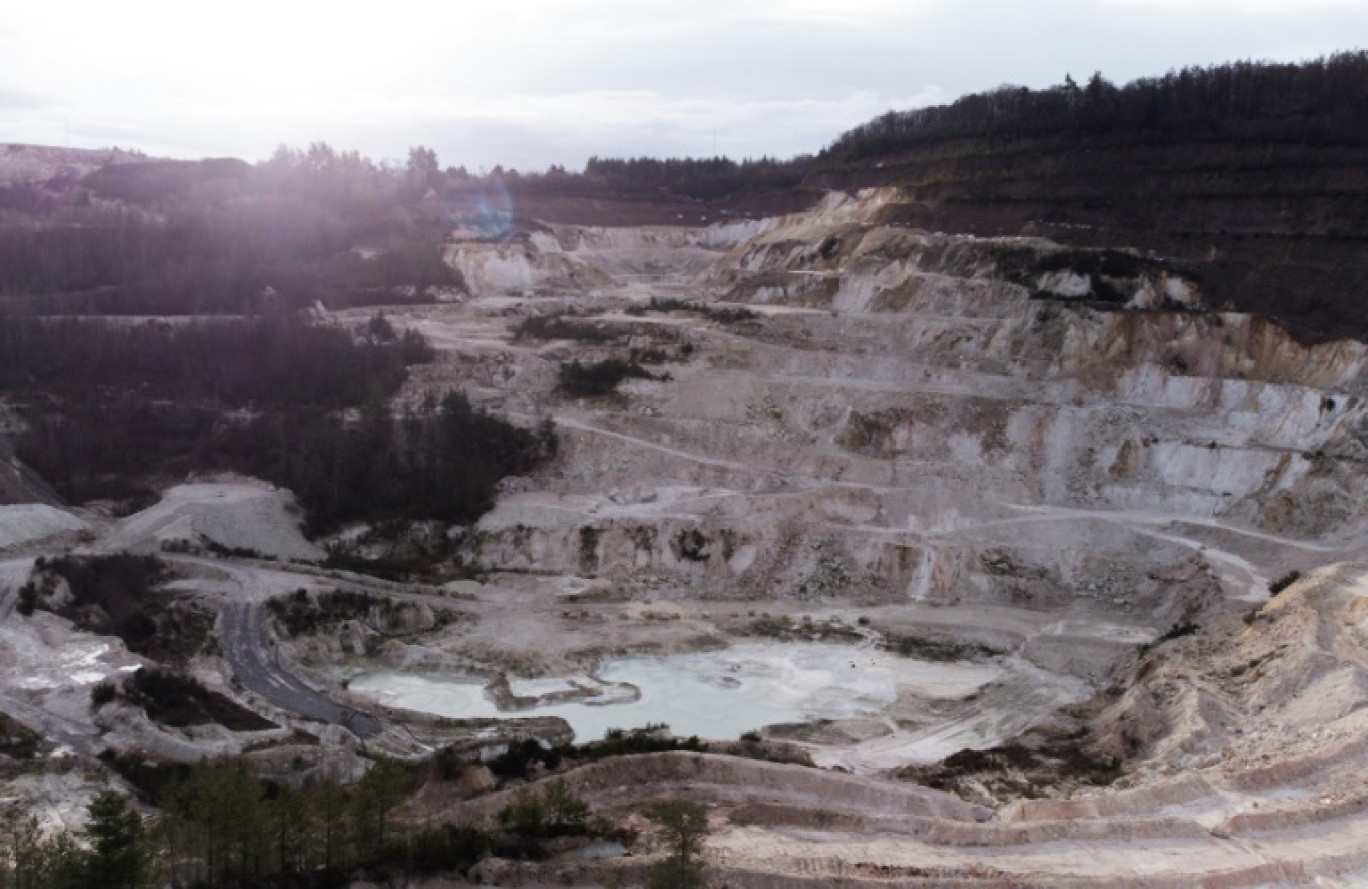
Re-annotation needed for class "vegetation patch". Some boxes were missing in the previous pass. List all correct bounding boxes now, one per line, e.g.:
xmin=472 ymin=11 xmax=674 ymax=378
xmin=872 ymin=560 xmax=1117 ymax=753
xmin=576 ymin=725 xmax=708 ymax=761
xmin=220 ymin=391 xmax=555 ymax=533
xmin=900 ymin=729 xmax=1122 ymax=802
xmin=117 ymin=667 xmax=276 ymax=731
xmin=266 ymin=589 xmax=382 ymax=637
xmin=558 ymin=359 xmax=658 ymax=397
xmin=196 ymin=537 xmax=273 ymax=561
xmin=97 ymin=751 xmax=197 ymax=806
xmin=493 ymin=778 xmax=605 ymax=861
xmin=880 ymin=633 xmax=1003 ymax=662
xmin=22 ymin=725 xmax=717 ymax=885
xmin=703 ymin=305 xmax=760 ymax=323
xmin=56 ymin=753 xmax=627 ymax=886
xmin=56 ymin=757 xmax=495 ymax=886
xmin=821 ymin=54 xmax=1368 ymax=164
xmin=1268 ymin=570 xmax=1302 ymax=595
xmin=487 ymin=726 xmax=707 ymax=782
xmin=20 ymin=554 xmax=214 ymax=663
xmin=266 ymin=587 xmax=459 ymax=638
xmin=630 ymin=344 xmax=691 ymax=364
xmin=645 ymin=799 xmax=710 ymax=889
xmin=626 ymin=296 xmax=759 ymax=324
xmin=710 ymin=733 xmax=814 ymax=767
xmin=995 ymin=247 xmax=1172 ymax=306
xmin=322 ymin=551 xmax=443 ymax=583
xmin=740 ymin=615 xmax=864 ymax=644
xmin=1154 ymin=622 xmax=1200 ymax=644
xmin=514 ymin=313 xmax=620 ymax=343
xmin=1 ymin=314 xmax=552 ymax=530
xmin=0 ymin=314 xmax=417 ymax=408
xmin=0 ymin=143 xmax=461 ymax=316
xmin=0 ymin=712 xmax=42 ymax=760
xmin=673 ymin=528 xmax=711 ymax=562
xmin=341 ymin=244 xmax=465 ymax=303
xmin=573 ymin=155 xmax=803 ymax=200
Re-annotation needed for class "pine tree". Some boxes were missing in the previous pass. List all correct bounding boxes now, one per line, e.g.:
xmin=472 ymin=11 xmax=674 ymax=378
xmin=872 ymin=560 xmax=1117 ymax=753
xmin=645 ymin=799 xmax=709 ymax=889
xmin=83 ymin=792 xmax=146 ymax=889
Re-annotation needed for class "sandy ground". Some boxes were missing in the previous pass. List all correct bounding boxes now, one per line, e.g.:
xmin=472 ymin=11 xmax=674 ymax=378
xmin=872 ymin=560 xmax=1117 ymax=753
xmin=0 ymin=504 xmax=88 ymax=553
xmin=90 ymin=478 xmax=323 ymax=561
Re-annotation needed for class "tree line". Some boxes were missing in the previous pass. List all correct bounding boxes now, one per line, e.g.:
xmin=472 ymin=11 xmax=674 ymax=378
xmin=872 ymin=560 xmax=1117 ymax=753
xmin=542 ymin=155 xmax=808 ymax=200
xmin=206 ymin=391 xmax=555 ymax=533
xmin=1 ymin=754 xmax=707 ymax=887
xmin=0 ymin=143 xmax=460 ymax=315
xmin=0 ymin=210 xmax=460 ymax=315
xmin=1 ymin=313 xmax=552 ymax=532
xmin=1 ymin=761 xmax=455 ymax=888
xmin=0 ymin=314 xmax=418 ymax=408
xmin=821 ymin=51 xmax=1368 ymax=164
xmin=18 ymin=384 xmax=553 ymax=534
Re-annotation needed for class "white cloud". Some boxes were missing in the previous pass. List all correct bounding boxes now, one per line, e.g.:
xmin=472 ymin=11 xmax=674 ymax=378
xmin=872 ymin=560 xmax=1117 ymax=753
xmin=2 ymin=86 xmax=946 ymax=169
xmin=0 ymin=0 xmax=1362 ymax=168
xmin=1096 ymin=0 xmax=1363 ymax=10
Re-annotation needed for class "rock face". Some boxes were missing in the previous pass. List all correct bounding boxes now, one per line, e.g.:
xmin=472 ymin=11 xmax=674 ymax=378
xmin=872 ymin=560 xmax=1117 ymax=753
xmin=7 ymin=185 xmax=1361 ymax=886
xmin=451 ymin=189 xmax=1368 ymax=613
xmin=385 ymin=188 xmax=1368 ymax=882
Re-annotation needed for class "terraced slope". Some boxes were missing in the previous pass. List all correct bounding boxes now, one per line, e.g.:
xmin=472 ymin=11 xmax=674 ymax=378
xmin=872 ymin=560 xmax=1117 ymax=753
xmin=4 ymin=184 xmax=1366 ymax=884
xmin=366 ymin=188 xmax=1368 ymax=884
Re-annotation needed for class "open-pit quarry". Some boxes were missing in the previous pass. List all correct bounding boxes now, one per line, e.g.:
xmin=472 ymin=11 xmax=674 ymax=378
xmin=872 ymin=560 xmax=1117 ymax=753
xmin=4 ymin=188 xmax=1368 ymax=885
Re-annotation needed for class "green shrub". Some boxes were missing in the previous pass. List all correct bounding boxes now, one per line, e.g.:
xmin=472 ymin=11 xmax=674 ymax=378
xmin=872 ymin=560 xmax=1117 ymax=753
xmin=558 ymin=359 xmax=655 ymax=397
xmin=644 ymin=799 xmax=710 ymax=889
xmin=514 ymin=314 xmax=618 ymax=343
xmin=1268 ymin=570 xmax=1302 ymax=595
xmin=90 ymin=682 xmax=118 ymax=708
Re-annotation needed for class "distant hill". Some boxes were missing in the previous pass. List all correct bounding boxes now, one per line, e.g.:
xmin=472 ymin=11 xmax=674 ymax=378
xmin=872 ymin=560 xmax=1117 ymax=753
xmin=81 ymin=156 xmax=251 ymax=202
xmin=0 ymin=143 xmax=147 ymax=186
xmin=447 ymin=53 xmax=1368 ymax=342
xmin=802 ymin=52 xmax=1368 ymax=343
xmin=3 ymin=51 xmax=1367 ymax=341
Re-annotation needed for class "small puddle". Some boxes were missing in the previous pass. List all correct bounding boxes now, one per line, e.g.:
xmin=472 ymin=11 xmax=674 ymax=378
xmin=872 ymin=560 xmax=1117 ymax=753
xmin=557 ymin=841 xmax=628 ymax=861
xmin=348 ymin=641 xmax=997 ymax=742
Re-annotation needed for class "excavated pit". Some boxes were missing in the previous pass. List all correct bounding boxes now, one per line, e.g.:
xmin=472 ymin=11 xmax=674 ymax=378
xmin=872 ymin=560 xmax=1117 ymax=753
xmin=7 ymin=188 xmax=1368 ymax=885
xmin=342 ymin=189 xmax=1368 ymax=884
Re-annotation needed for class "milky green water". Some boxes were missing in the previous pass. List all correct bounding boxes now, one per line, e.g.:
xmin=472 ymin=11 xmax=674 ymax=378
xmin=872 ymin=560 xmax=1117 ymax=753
xmin=348 ymin=641 xmax=996 ymax=742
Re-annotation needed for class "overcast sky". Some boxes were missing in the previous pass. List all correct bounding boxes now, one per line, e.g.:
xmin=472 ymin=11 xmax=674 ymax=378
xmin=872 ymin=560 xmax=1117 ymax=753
xmin=2 ymin=1 xmax=1364 ymax=171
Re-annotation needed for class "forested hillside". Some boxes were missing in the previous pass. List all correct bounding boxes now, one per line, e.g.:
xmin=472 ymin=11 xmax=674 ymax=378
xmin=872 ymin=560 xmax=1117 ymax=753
xmin=479 ymin=53 xmax=1368 ymax=342
xmin=806 ymin=52 xmax=1368 ymax=342
xmin=0 ymin=145 xmax=460 ymax=315
xmin=821 ymin=52 xmax=1368 ymax=160
xmin=0 ymin=143 xmax=554 ymax=529
xmin=0 ymin=313 xmax=552 ymax=530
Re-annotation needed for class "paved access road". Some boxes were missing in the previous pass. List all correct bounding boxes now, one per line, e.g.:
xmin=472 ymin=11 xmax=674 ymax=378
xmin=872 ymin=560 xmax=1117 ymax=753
xmin=220 ymin=602 xmax=383 ymax=739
